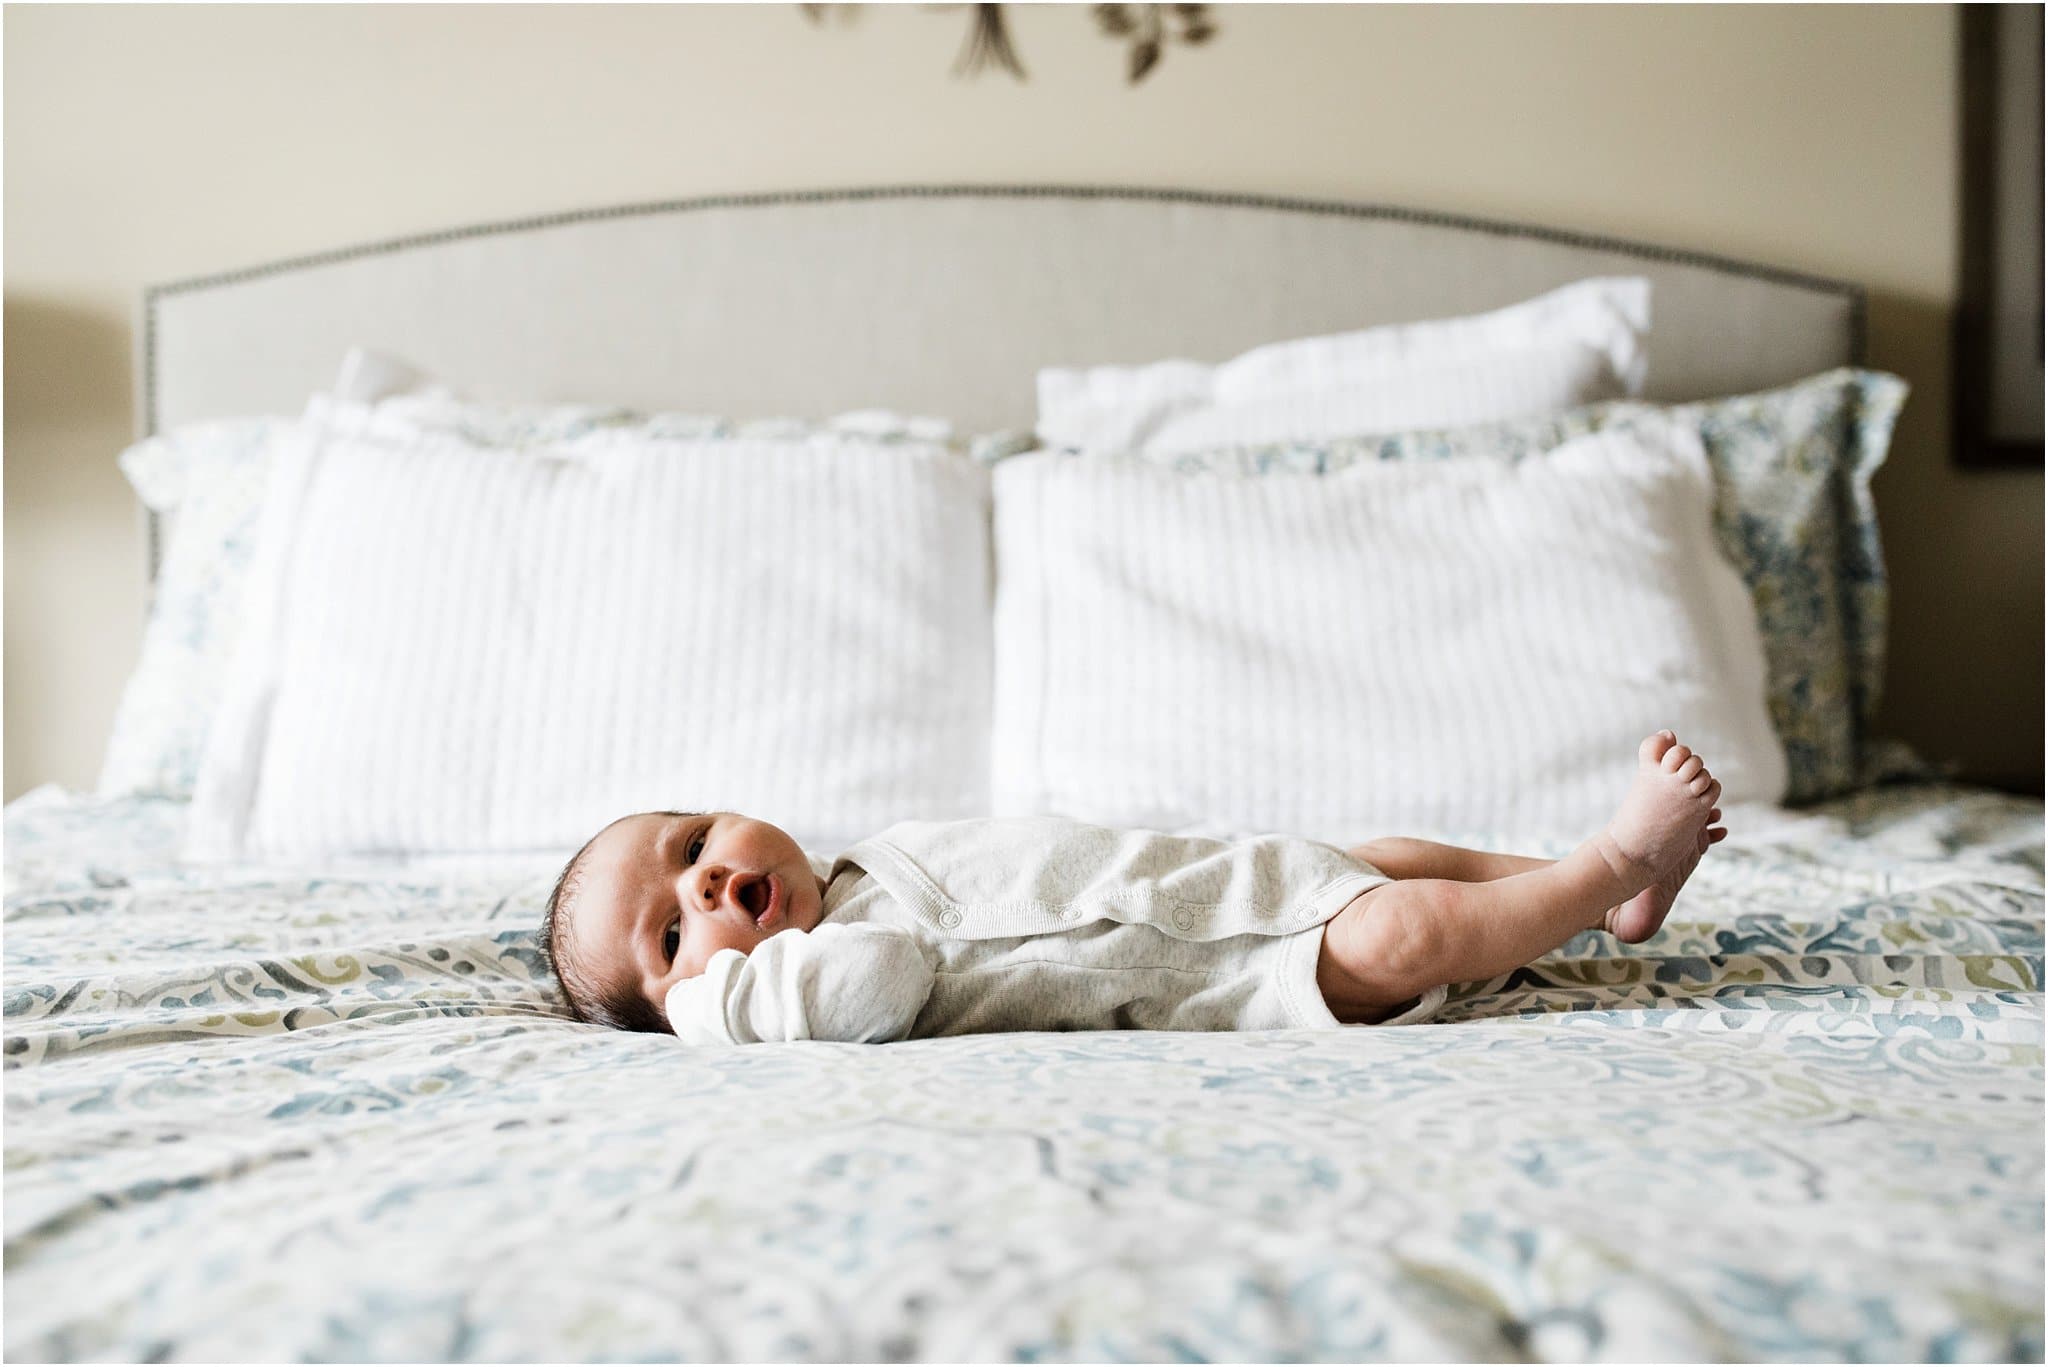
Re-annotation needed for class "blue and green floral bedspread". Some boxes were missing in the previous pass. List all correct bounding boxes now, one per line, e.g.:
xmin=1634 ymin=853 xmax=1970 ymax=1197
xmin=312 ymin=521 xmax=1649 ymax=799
xmin=6 ymin=784 xmax=2042 ymax=1361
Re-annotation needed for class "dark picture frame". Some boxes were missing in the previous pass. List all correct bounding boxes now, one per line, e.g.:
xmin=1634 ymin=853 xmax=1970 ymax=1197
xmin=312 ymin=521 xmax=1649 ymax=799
xmin=1954 ymin=4 xmax=2044 ymax=469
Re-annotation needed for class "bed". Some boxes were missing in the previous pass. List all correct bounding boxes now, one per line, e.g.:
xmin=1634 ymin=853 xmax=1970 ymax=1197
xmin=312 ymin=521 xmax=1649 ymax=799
xmin=7 ymin=186 xmax=2043 ymax=1361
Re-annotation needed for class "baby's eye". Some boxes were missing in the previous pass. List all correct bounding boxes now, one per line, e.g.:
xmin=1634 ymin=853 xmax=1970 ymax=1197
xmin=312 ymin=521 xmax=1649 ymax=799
xmin=663 ymin=918 xmax=681 ymax=961
xmin=686 ymin=832 xmax=706 ymax=862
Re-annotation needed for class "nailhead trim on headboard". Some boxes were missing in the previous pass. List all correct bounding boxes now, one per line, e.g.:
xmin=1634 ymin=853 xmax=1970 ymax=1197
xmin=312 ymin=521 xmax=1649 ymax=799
xmin=141 ymin=182 xmax=1867 ymax=435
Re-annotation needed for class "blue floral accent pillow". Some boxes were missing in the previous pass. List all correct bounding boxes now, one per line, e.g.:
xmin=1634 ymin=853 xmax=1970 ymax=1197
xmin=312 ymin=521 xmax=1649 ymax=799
xmin=1047 ymin=369 xmax=1914 ymax=803
xmin=100 ymin=418 xmax=290 ymax=798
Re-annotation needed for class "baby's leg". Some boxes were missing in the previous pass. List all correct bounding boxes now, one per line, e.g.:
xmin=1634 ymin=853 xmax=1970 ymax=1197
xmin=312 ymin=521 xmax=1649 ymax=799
xmin=1318 ymin=732 xmax=1722 ymax=1023
xmin=1346 ymin=836 xmax=1553 ymax=884
xmin=1349 ymin=815 xmax=1724 ymax=925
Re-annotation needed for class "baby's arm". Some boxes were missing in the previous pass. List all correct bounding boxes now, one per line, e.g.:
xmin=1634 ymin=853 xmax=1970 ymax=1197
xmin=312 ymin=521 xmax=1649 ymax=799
xmin=665 ymin=922 xmax=935 ymax=1046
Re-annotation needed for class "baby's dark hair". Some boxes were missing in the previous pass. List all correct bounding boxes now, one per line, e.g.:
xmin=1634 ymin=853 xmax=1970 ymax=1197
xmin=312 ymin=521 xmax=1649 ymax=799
xmin=539 ymin=813 xmax=685 ymax=1035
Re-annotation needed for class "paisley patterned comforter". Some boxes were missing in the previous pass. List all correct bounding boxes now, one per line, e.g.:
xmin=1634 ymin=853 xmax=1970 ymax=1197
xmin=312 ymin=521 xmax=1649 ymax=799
xmin=6 ymin=784 xmax=2042 ymax=1361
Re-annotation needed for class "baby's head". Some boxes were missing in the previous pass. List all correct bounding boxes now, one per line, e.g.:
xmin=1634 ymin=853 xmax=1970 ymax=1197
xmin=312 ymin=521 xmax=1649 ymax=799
xmin=540 ymin=810 xmax=827 ymax=1032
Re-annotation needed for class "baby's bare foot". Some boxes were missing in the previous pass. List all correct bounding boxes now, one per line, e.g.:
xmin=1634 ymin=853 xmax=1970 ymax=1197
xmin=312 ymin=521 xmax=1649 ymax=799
xmin=1594 ymin=731 xmax=1724 ymax=943
xmin=1605 ymin=811 xmax=1728 ymax=942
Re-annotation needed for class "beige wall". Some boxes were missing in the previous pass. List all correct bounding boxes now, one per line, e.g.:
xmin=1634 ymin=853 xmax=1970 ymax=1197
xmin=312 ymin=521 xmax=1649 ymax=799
xmin=7 ymin=3 xmax=2041 ymax=799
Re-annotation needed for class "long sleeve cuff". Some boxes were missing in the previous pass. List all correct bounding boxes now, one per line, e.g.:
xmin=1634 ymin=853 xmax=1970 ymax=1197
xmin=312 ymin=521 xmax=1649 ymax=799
xmin=665 ymin=922 xmax=936 ymax=1046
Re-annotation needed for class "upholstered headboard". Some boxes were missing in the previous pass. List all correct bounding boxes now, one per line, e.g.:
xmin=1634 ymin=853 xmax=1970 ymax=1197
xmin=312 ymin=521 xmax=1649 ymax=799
xmin=141 ymin=184 xmax=1863 ymax=567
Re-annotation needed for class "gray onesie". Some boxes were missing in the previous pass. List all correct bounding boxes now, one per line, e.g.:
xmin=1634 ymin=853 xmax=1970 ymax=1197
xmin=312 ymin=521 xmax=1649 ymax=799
xmin=664 ymin=816 xmax=1447 ymax=1045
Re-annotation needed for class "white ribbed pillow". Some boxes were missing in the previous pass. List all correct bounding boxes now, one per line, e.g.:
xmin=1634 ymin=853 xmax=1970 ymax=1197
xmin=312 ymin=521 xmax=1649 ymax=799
xmin=187 ymin=395 xmax=992 ymax=860
xmin=1036 ymin=277 xmax=1650 ymax=456
xmin=990 ymin=420 xmax=1785 ymax=844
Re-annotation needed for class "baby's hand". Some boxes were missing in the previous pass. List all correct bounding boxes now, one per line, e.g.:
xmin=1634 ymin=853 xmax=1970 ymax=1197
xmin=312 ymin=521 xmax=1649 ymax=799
xmin=666 ymin=923 xmax=934 ymax=1046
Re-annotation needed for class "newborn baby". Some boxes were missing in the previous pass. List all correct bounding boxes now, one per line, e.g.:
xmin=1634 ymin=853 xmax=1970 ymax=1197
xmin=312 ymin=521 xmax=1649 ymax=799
xmin=541 ymin=732 xmax=1725 ymax=1044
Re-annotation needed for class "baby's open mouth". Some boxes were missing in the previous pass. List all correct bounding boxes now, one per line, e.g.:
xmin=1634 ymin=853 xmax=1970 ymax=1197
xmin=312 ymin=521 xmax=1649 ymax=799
xmin=736 ymin=875 xmax=772 ymax=922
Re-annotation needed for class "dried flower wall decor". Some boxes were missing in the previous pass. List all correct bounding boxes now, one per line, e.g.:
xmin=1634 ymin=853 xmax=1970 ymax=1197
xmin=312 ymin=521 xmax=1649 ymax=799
xmin=1093 ymin=4 xmax=1215 ymax=85
xmin=798 ymin=3 xmax=1216 ymax=86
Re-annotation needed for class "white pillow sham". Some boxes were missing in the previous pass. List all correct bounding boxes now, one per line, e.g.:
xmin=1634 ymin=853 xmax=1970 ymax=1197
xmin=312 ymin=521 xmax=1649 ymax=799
xmin=1035 ymin=276 xmax=1651 ymax=456
xmin=989 ymin=420 xmax=1786 ymax=845
xmin=187 ymin=394 xmax=994 ymax=860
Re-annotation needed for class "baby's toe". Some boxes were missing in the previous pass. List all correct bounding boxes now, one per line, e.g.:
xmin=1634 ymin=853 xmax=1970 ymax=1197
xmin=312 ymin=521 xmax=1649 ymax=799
xmin=1688 ymin=769 xmax=1714 ymax=795
xmin=1676 ymin=754 xmax=1704 ymax=782
xmin=1641 ymin=732 xmax=1677 ymax=766
xmin=1662 ymin=743 xmax=1693 ymax=773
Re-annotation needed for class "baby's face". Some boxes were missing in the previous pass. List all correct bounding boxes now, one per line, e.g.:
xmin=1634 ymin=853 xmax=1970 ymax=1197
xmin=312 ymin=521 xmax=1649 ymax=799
xmin=564 ymin=811 xmax=827 ymax=1020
